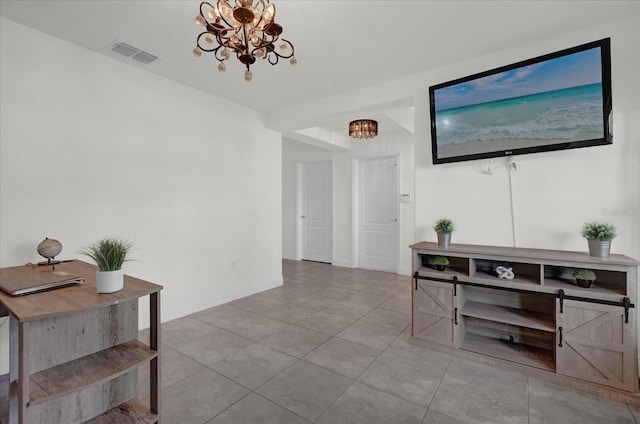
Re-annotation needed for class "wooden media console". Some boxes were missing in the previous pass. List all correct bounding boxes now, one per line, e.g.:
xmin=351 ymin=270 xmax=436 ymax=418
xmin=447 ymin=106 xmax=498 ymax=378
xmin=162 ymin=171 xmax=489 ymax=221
xmin=411 ymin=242 xmax=638 ymax=393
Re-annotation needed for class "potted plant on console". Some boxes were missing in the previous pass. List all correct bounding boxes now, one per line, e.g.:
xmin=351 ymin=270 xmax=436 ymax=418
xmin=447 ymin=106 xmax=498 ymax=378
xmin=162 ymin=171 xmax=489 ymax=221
xmin=573 ymin=268 xmax=596 ymax=288
xmin=433 ymin=256 xmax=450 ymax=271
xmin=80 ymin=238 xmax=133 ymax=293
xmin=434 ymin=218 xmax=455 ymax=248
xmin=581 ymin=222 xmax=616 ymax=258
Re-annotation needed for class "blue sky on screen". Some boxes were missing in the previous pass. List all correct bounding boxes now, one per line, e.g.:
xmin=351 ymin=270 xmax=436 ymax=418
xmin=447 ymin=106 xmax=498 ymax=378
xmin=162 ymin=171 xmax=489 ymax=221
xmin=435 ymin=47 xmax=603 ymax=111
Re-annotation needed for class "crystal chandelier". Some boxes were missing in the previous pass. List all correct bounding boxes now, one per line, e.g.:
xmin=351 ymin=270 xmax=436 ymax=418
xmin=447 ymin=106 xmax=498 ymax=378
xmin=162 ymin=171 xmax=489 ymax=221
xmin=193 ymin=0 xmax=296 ymax=82
xmin=349 ymin=120 xmax=378 ymax=139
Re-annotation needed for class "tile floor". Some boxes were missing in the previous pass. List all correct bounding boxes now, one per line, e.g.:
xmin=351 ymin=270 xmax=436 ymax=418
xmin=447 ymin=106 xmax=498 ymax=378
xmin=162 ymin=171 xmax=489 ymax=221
xmin=139 ymin=260 xmax=640 ymax=424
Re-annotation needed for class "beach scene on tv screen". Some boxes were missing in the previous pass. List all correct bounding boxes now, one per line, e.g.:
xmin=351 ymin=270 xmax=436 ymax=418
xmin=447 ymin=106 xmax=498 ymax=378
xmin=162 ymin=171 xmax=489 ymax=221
xmin=434 ymin=47 xmax=604 ymax=159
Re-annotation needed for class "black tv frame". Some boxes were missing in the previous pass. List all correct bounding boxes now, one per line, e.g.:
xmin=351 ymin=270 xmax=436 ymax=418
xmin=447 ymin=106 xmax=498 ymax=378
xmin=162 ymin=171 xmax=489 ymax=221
xmin=429 ymin=38 xmax=612 ymax=165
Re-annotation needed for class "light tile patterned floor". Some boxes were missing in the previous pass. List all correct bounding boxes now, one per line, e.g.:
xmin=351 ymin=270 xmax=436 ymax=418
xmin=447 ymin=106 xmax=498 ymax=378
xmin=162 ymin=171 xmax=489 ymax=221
xmin=140 ymin=260 xmax=639 ymax=424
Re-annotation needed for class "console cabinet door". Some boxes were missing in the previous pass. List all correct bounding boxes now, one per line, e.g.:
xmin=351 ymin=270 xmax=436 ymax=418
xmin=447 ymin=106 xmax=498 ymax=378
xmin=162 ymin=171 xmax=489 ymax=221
xmin=556 ymin=299 xmax=637 ymax=392
xmin=413 ymin=281 xmax=458 ymax=346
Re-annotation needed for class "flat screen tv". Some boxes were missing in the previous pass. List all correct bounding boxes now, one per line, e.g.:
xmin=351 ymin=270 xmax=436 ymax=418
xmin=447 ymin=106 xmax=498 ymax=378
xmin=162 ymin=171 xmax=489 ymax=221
xmin=429 ymin=38 xmax=612 ymax=165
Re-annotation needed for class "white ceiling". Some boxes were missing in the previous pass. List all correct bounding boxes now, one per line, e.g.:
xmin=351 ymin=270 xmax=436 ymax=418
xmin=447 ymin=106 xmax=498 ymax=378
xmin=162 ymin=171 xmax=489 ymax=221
xmin=1 ymin=1 xmax=638 ymax=139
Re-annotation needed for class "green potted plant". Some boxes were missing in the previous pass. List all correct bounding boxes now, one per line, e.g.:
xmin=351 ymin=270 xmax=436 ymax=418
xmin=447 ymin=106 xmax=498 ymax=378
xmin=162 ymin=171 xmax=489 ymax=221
xmin=79 ymin=238 xmax=133 ymax=293
xmin=433 ymin=256 xmax=450 ymax=271
xmin=581 ymin=222 xmax=616 ymax=258
xmin=434 ymin=218 xmax=455 ymax=248
xmin=572 ymin=268 xmax=596 ymax=288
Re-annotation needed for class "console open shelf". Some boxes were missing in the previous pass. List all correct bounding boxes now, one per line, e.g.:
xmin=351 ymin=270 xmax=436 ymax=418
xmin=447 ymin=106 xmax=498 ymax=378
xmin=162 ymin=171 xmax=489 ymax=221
xmin=471 ymin=259 xmax=542 ymax=285
xmin=460 ymin=301 xmax=555 ymax=332
xmin=461 ymin=333 xmax=556 ymax=371
xmin=418 ymin=254 xmax=469 ymax=277
xmin=543 ymin=265 xmax=627 ymax=298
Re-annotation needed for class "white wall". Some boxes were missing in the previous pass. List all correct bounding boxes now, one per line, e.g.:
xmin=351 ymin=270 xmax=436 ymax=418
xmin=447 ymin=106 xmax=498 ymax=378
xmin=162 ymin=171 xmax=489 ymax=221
xmin=276 ymin=15 xmax=639 ymax=261
xmin=282 ymin=131 xmax=415 ymax=275
xmin=0 ymin=19 xmax=283 ymax=373
xmin=413 ymin=18 xmax=640 ymax=259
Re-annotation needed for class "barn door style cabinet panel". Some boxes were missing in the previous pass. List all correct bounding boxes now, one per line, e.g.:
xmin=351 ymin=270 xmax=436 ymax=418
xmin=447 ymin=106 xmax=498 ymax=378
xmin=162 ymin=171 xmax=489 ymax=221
xmin=0 ymin=260 xmax=162 ymax=423
xmin=411 ymin=242 xmax=638 ymax=392
xmin=413 ymin=280 xmax=458 ymax=346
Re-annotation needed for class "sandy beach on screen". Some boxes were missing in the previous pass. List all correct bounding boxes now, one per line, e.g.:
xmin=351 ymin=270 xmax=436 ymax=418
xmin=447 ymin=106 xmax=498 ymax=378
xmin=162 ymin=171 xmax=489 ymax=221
xmin=438 ymin=138 xmax=574 ymax=158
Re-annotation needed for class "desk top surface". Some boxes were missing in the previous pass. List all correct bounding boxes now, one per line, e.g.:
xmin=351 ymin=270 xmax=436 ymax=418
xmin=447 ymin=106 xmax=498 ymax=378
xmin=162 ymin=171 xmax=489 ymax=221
xmin=0 ymin=260 xmax=162 ymax=322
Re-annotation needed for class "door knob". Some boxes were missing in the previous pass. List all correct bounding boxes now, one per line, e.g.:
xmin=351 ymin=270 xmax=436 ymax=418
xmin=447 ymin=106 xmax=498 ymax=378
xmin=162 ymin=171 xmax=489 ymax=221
xmin=391 ymin=218 xmax=398 ymax=222
xmin=301 ymin=215 xmax=306 ymax=218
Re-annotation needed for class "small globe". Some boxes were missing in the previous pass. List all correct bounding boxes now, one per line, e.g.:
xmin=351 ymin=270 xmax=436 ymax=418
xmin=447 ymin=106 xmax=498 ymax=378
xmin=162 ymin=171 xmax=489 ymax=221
xmin=37 ymin=237 xmax=63 ymax=259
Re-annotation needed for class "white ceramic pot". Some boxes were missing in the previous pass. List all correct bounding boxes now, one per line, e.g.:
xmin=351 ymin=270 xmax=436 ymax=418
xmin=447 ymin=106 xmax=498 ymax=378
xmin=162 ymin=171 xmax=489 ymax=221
xmin=96 ymin=269 xmax=124 ymax=293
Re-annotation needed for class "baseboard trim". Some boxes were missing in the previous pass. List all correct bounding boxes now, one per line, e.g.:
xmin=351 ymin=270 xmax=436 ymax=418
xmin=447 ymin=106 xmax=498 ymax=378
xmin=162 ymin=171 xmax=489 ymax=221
xmin=332 ymin=259 xmax=354 ymax=268
xmin=288 ymin=258 xmax=407 ymax=275
xmin=139 ymin=275 xmax=283 ymax=328
xmin=398 ymin=266 xmax=412 ymax=276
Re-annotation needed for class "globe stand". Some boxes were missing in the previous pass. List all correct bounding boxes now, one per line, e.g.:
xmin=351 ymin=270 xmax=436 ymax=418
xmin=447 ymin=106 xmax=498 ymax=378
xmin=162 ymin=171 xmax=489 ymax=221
xmin=38 ymin=257 xmax=61 ymax=267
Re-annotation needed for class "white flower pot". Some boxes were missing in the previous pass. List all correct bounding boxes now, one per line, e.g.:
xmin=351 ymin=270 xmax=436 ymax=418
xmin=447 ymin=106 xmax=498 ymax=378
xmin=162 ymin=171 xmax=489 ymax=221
xmin=96 ymin=269 xmax=124 ymax=293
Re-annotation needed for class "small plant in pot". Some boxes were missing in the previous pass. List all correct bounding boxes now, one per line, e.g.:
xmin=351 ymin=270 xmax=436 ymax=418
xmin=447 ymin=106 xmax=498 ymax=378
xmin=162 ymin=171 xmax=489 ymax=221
xmin=572 ymin=268 xmax=596 ymax=288
xmin=434 ymin=219 xmax=455 ymax=248
xmin=433 ymin=256 xmax=450 ymax=271
xmin=79 ymin=238 xmax=133 ymax=293
xmin=581 ymin=222 xmax=616 ymax=258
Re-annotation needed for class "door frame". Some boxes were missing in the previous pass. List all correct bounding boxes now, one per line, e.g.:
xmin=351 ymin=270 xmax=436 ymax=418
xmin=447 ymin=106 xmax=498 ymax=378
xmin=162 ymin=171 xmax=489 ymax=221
xmin=295 ymin=159 xmax=334 ymax=263
xmin=352 ymin=154 xmax=400 ymax=272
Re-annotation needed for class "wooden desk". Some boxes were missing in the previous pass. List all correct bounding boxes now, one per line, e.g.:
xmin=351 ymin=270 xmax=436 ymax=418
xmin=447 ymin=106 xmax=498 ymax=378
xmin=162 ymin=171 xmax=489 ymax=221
xmin=0 ymin=260 xmax=162 ymax=423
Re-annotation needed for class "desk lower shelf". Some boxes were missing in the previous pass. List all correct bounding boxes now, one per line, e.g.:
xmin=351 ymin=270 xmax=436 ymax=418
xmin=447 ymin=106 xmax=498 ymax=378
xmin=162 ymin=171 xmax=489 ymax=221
xmin=1 ymin=341 xmax=158 ymax=424
xmin=1 ymin=395 xmax=157 ymax=424
xmin=30 ymin=340 xmax=157 ymax=405
xmin=85 ymin=399 xmax=158 ymax=423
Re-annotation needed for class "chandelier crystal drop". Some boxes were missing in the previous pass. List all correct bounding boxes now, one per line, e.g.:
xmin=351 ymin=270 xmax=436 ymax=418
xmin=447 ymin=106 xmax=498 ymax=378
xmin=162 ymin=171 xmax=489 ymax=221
xmin=193 ymin=0 xmax=296 ymax=82
xmin=349 ymin=119 xmax=378 ymax=139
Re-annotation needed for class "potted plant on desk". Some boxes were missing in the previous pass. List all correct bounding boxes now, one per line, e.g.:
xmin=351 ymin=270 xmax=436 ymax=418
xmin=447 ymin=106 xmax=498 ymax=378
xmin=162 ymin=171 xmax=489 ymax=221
xmin=79 ymin=238 xmax=133 ymax=293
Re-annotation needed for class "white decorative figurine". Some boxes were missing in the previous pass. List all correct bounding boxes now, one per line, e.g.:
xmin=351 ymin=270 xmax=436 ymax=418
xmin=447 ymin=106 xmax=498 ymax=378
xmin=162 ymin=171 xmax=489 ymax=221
xmin=496 ymin=265 xmax=515 ymax=280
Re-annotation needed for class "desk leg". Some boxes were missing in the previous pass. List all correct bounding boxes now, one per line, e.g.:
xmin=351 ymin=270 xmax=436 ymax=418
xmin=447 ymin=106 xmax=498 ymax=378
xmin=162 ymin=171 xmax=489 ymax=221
xmin=150 ymin=292 xmax=161 ymax=422
xmin=9 ymin=318 xmax=28 ymax=424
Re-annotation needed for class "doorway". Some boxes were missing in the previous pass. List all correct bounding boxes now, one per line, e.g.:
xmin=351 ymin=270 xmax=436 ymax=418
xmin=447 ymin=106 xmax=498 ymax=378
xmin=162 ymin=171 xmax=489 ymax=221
xmin=354 ymin=155 xmax=398 ymax=272
xmin=297 ymin=160 xmax=333 ymax=263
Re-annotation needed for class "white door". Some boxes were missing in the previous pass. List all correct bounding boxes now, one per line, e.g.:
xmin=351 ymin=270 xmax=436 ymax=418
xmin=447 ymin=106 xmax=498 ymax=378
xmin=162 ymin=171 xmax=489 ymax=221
xmin=357 ymin=156 xmax=398 ymax=272
xmin=300 ymin=161 xmax=332 ymax=263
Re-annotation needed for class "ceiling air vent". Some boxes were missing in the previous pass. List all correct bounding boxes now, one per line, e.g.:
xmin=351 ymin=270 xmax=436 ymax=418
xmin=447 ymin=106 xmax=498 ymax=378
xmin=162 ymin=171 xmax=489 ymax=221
xmin=131 ymin=51 xmax=159 ymax=65
xmin=111 ymin=41 xmax=158 ymax=64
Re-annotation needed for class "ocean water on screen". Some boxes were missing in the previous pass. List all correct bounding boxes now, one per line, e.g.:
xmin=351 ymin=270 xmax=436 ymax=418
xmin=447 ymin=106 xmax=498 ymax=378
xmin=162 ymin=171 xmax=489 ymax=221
xmin=435 ymin=83 xmax=604 ymax=146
